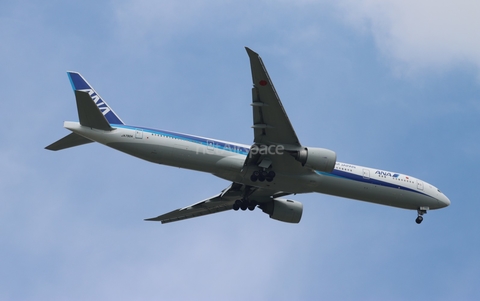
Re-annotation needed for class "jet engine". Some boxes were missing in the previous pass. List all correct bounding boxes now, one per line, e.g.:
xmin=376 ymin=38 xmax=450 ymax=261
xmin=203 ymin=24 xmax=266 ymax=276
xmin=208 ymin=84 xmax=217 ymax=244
xmin=259 ymin=198 xmax=303 ymax=223
xmin=293 ymin=147 xmax=337 ymax=173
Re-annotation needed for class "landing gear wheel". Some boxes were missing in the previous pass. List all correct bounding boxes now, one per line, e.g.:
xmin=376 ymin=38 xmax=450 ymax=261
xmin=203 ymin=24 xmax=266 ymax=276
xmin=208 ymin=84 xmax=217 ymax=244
xmin=266 ymin=170 xmax=276 ymax=182
xmin=415 ymin=207 xmax=428 ymax=224
xmin=251 ymin=170 xmax=276 ymax=182
xmin=233 ymin=199 xmax=257 ymax=213
xmin=233 ymin=199 xmax=241 ymax=211
xmin=250 ymin=171 xmax=260 ymax=182
xmin=258 ymin=171 xmax=268 ymax=182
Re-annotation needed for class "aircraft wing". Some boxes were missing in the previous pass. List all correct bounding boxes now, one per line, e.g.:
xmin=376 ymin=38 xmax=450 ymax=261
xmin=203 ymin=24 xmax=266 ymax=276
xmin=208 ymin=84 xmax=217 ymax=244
xmin=145 ymin=183 xmax=289 ymax=224
xmin=244 ymin=48 xmax=313 ymax=174
xmin=246 ymin=47 xmax=301 ymax=147
xmin=145 ymin=194 xmax=235 ymax=224
xmin=147 ymin=49 xmax=304 ymax=224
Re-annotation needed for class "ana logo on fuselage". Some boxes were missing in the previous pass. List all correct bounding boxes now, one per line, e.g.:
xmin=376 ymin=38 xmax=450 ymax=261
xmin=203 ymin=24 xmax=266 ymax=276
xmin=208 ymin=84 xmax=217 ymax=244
xmin=375 ymin=170 xmax=400 ymax=177
xmin=79 ymin=89 xmax=111 ymax=116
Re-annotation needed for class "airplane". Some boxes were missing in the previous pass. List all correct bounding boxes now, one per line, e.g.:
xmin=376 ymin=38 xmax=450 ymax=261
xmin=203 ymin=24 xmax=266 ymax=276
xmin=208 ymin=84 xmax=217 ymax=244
xmin=46 ymin=47 xmax=450 ymax=225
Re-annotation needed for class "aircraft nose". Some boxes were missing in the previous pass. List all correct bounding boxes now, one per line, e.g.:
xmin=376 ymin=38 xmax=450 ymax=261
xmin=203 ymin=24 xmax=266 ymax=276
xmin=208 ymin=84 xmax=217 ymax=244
xmin=439 ymin=194 xmax=451 ymax=208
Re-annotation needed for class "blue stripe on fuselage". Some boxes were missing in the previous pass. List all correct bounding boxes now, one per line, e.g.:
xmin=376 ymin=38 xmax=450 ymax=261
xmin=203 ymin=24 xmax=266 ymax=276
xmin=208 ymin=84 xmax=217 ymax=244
xmin=316 ymin=169 xmax=430 ymax=197
xmin=113 ymin=124 xmax=250 ymax=155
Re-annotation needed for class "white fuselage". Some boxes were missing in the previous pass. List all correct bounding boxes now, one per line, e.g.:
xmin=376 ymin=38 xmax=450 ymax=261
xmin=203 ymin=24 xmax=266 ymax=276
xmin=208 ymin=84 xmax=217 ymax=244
xmin=65 ymin=121 xmax=450 ymax=211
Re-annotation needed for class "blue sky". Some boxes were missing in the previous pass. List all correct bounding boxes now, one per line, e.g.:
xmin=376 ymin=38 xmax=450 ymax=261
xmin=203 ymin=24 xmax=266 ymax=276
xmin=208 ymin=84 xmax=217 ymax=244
xmin=1 ymin=0 xmax=480 ymax=300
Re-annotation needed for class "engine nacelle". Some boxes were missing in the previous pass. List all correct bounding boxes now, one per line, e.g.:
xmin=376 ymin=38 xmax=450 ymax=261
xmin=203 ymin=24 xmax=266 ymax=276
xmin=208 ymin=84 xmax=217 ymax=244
xmin=260 ymin=198 xmax=303 ymax=223
xmin=294 ymin=147 xmax=337 ymax=173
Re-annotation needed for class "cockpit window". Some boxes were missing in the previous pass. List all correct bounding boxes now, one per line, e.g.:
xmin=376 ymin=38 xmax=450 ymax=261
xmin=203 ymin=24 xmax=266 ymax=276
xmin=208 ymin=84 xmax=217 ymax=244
xmin=437 ymin=189 xmax=442 ymax=193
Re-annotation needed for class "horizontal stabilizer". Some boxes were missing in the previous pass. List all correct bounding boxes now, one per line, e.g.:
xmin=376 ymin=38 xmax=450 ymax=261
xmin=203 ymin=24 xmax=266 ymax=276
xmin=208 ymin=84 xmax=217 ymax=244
xmin=75 ymin=90 xmax=112 ymax=130
xmin=45 ymin=132 xmax=93 ymax=151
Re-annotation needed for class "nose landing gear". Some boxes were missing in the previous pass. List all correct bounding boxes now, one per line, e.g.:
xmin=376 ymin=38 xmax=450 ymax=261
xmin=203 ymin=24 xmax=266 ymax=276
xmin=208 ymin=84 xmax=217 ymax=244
xmin=415 ymin=207 xmax=429 ymax=224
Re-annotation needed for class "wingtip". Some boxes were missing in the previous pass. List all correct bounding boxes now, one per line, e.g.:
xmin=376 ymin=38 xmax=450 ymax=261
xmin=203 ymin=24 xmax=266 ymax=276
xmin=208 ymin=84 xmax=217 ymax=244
xmin=245 ymin=47 xmax=257 ymax=57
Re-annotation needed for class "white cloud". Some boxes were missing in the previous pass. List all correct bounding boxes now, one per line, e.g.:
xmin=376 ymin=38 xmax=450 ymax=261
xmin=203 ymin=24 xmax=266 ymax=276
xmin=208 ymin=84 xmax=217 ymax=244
xmin=334 ymin=0 xmax=480 ymax=75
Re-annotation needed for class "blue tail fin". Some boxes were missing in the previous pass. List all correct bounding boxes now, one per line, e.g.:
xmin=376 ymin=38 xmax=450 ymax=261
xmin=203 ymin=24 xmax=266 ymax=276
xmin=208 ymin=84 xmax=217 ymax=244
xmin=67 ymin=71 xmax=124 ymax=125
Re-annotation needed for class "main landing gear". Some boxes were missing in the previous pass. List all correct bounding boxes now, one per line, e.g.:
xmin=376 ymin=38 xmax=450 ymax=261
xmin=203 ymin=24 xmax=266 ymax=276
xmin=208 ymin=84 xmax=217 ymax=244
xmin=250 ymin=170 xmax=276 ymax=182
xmin=233 ymin=199 xmax=257 ymax=211
xmin=415 ymin=207 xmax=429 ymax=224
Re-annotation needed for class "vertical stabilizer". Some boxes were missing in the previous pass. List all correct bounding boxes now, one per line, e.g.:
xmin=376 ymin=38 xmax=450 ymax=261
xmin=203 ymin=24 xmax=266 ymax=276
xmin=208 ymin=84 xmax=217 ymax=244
xmin=67 ymin=72 xmax=124 ymax=125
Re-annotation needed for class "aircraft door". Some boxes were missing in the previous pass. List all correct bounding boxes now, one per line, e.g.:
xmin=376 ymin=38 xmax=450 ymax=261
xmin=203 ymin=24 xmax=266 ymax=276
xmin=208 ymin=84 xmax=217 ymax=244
xmin=135 ymin=129 xmax=143 ymax=139
xmin=207 ymin=140 xmax=215 ymax=153
xmin=417 ymin=180 xmax=424 ymax=191
xmin=363 ymin=169 xmax=370 ymax=179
